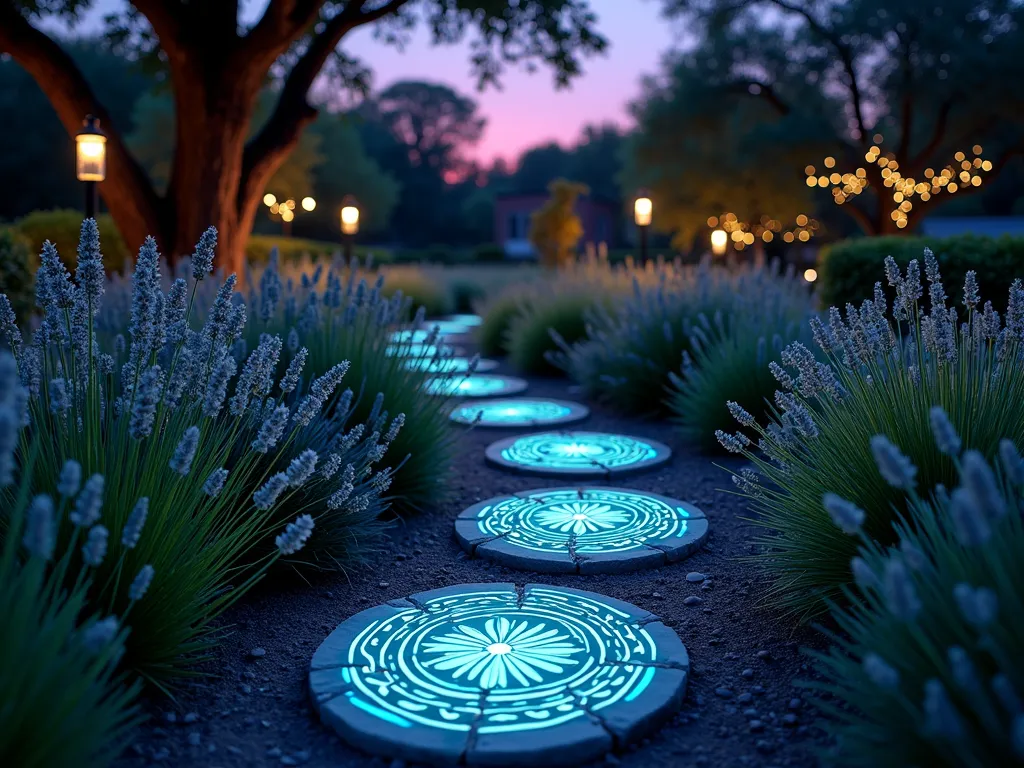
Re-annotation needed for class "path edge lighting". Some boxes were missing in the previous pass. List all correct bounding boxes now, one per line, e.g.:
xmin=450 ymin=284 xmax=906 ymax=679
xmin=633 ymin=191 xmax=652 ymax=264
xmin=75 ymin=114 xmax=106 ymax=219
xmin=340 ymin=195 xmax=360 ymax=264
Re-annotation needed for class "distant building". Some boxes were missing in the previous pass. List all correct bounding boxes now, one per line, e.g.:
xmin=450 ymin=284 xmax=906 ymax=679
xmin=493 ymin=193 xmax=619 ymax=259
xmin=920 ymin=216 xmax=1024 ymax=238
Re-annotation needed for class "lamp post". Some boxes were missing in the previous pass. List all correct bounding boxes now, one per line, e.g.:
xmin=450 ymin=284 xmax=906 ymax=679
xmin=710 ymin=228 xmax=728 ymax=257
xmin=633 ymin=192 xmax=652 ymax=264
xmin=75 ymin=115 xmax=106 ymax=219
xmin=340 ymin=195 xmax=360 ymax=265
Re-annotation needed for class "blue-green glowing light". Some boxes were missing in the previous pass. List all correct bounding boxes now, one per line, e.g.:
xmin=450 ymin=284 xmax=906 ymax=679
xmin=424 ymin=375 xmax=528 ymax=398
xmin=325 ymin=586 xmax=665 ymax=735
xmin=441 ymin=314 xmax=483 ymax=327
xmin=422 ymin=320 xmax=471 ymax=336
xmin=390 ymin=329 xmax=432 ymax=344
xmin=499 ymin=432 xmax=658 ymax=470
xmin=472 ymin=488 xmax=691 ymax=555
xmin=449 ymin=399 xmax=582 ymax=427
xmin=405 ymin=357 xmax=499 ymax=374
xmin=385 ymin=343 xmax=460 ymax=358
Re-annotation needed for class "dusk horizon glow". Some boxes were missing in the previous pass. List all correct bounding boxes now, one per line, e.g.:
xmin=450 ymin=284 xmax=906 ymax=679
xmin=55 ymin=0 xmax=681 ymax=164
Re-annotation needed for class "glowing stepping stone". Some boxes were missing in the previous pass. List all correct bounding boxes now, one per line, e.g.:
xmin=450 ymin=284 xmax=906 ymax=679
xmin=404 ymin=357 xmax=499 ymax=374
xmin=440 ymin=313 xmax=483 ymax=327
xmin=455 ymin=487 xmax=708 ymax=574
xmin=310 ymin=583 xmax=689 ymax=766
xmin=385 ymin=343 xmax=464 ymax=358
xmin=390 ymin=329 xmax=432 ymax=344
xmin=450 ymin=398 xmax=589 ymax=428
xmin=420 ymin=320 xmax=471 ymax=336
xmin=425 ymin=375 xmax=528 ymax=398
xmin=486 ymin=431 xmax=672 ymax=478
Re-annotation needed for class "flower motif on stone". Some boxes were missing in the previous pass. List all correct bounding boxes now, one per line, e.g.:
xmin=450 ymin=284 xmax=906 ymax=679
xmin=421 ymin=616 xmax=582 ymax=689
xmin=534 ymin=501 xmax=630 ymax=535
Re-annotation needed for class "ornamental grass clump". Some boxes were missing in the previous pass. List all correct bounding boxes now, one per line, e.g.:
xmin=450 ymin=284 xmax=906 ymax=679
xmin=718 ymin=251 xmax=1024 ymax=618
xmin=0 ymin=352 xmax=141 ymax=767
xmin=242 ymin=251 xmax=459 ymax=515
xmin=668 ymin=304 xmax=813 ymax=453
xmin=810 ymin=421 xmax=1024 ymax=768
xmin=553 ymin=260 xmax=812 ymax=416
xmin=0 ymin=221 xmax=390 ymax=684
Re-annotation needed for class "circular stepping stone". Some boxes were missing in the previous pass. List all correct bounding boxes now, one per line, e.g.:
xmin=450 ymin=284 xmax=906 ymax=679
xmin=454 ymin=487 xmax=708 ymax=574
xmin=385 ymin=343 xmax=464 ymax=358
xmin=425 ymin=374 xmax=529 ymax=398
xmin=421 ymin=319 xmax=472 ymax=336
xmin=405 ymin=357 xmax=499 ymax=374
xmin=391 ymin=326 xmax=463 ymax=344
xmin=450 ymin=398 xmax=589 ymax=428
xmin=310 ymin=583 xmax=689 ymax=767
xmin=440 ymin=313 xmax=483 ymax=327
xmin=485 ymin=431 xmax=671 ymax=478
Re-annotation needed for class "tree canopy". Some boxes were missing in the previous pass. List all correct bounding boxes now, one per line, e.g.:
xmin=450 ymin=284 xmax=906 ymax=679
xmin=656 ymin=0 xmax=1024 ymax=235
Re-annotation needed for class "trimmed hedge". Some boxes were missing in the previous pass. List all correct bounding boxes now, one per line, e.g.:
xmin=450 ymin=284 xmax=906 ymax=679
xmin=246 ymin=235 xmax=391 ymax=265
xmin=0 ymin=227 xmax=35 ymax=321
xmin=819 ymin=234 xmax=1024 ymax=311
xmin=17 ymin=209 xmax=130 ymax=271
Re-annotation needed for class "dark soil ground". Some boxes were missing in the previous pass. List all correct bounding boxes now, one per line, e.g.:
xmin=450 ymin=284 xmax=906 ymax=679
xmin=114 ymin=364 xmax=835 ymax=768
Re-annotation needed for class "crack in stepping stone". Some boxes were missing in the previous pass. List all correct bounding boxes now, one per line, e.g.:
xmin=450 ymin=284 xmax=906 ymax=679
xmin=602 ymin=659 xmax=690 ymax=672
xmin=460 ymin=688 xmax=491 ymax=763
xmin=463 ymin=530 xmax=513 ymax=556
xmin=405 ymin=596 xmax=434 ymax=614
xmin=567 ymin=688 xmax=620 ymax=750
xmin=631 ymin=614 xmax=664 ymax=628
xmin=514 ymin=583 xmax=527 ymax=609
xmin=566 ymin=533 xmax=588 ymax=572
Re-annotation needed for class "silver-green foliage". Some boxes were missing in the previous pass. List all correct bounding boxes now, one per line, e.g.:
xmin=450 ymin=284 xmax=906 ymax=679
xmin=811 ymin=420 xmax=1024 ymax=768
xmin=1 ymin=353 xmax=142 ymax=768
xmin=0 ymin=221 xmax=395 ymax=683
xmin=717 ymin=252 xmax=1024 ymax=618
xmin=241 ymin=252 xmax=458 ymax=515
xmin=552 ymin=260 xmax=812 ymax=416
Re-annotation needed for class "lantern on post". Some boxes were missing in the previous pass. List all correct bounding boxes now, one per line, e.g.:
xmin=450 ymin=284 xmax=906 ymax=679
xmin=75 ymin=115 xmax=106 ymax=219
xmin=710 ymin=228 xmax=728 ymax=256
xmin=633 ymin=192 xmax=652 ymax=264
xmin=340 ymin=195 xmax=360 ymax=264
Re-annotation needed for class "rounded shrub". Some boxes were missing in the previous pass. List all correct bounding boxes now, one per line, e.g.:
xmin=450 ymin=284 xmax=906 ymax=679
xmin=378 ymin=264 xmax=453 ymax=317
xmin=477 ymin=289 xmax=531 ymax=356
xmin=718 ymin=252 xmax=1024 ymax=619
xmin=17 ymin=209 xmax=129 ymax=271
xmin=811 ymin=426 xmax=1024 ymax=768
xmin=0 ymin=227 xmax=35 ymax=323
xmin=507 ymin=290 xmax=607 ymax=376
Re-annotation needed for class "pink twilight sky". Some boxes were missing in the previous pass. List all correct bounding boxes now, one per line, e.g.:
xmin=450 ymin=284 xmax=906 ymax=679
xmin=72 ymin=1 xmax=683 ymax=165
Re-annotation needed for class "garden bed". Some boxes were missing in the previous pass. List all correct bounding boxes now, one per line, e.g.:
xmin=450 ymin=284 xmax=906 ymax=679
xmin=112 ymin=368 xmax=831 ymax=768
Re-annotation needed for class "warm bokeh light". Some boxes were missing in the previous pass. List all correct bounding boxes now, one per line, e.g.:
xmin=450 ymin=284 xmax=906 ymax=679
xmin=633 ymin=196 xmax=653 ymax=227
xmin=280 ymin=208 xmax=294 ymax=223
xmin=263 ymin=193 xmax=277 ymax=207
xmin=285 ymin=199 xmax=296 ymax=210
xmin=75 ymin=117 xmax=107 ymax=182
xmin=804 ymin=268 xmax=818 ymax=283
xmin=710 ymin=228 xmax=728 ymax=255
xmin=301 ymin=196 xmax=316 ymax=211
xmin=341 ymin=203 xmax=360 ymax=235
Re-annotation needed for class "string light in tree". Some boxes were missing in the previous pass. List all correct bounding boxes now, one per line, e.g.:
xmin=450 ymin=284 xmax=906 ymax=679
xmin=706 ymin=212 xmax=817 ymax=252
xmin=805 ymin=137 xmax=993 ymax=230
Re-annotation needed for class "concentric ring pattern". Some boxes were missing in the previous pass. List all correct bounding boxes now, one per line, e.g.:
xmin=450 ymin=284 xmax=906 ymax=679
xmin=449 ymin=398 xmax=588 ymax=428
xmin=486 ymin=431 xmax=671 ymax=477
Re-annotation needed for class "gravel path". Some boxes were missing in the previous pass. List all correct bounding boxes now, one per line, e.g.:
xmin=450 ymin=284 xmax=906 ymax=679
xmin=114 ymin=365 xmax=834 ymax=768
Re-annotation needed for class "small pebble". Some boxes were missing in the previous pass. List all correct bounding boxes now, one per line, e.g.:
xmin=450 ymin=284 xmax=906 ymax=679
xmin=741 ymin=668 xmax=755 ymax=680
xmin=788 ymin=698 xmax=802 ymax=710
xmin=756 ymin=650 xmax=771 ymax=661
xmin=686 ymin=572 xmax=706 ymax=583
xmin=249 ymin=648 xmax=266 ymax=659
xmin=714 ymin=687 xmax=734 ymax=699
xmin=737 ymin=693 xmax=753 ymax=704
xmin=782 ymin=714 xmax=799 ymax=727
xmin=749 ymin=720 xmax=765 ymax=733
xmin=683 ymin=596 xmax=703 ymax=607
xmin=183 ymin=712 xmax=199 ymax=724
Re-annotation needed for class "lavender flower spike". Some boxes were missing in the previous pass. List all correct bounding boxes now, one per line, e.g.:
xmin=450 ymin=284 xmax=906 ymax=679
xmin=169 ymin=426 xmax=200 ymax=475
xmin=1000 ymin=439 xmax=1024 ymax=485
xmin=928 ymin=406 xmax=961 ymax=457
xmin=823 ymin=493 xmax=865 ymax=535
xmin=285 ymin=449 xmax=318 ymax=487
xmin=81 ymin=616 xmax=120 ymax=654
xmin=862 ymin=653 xmax=899 ymax=690
xmin=852 ymin=559 xmax=880 ymax=592
xmin=121 ymin=497 xmax=149 ymax=549
xmin=923 ymin=679 xmax=965 ymax=740
xmin=191 ymin=227 xmax=217 ymax=280
xmin=129 ymin=564 xmax=155 ymax=601
xmin=727 ymin=401 xmax=757 ymax=428
xmin=82 ymin=525 xmax=109 ymax=567
xmin=23 ymin=494 xmax=55 ymax=560
xmin=949 ymin=487 xmax=992 ymax=546
xmin=952 ymin=583 xmax=998 ymax=628
xmin=129 ymin=365 xmax=164 ymax=439
xmin=252 ymin=405 xmax=290 ymax=453
xmin=870 ymin=435 xmax=917 ymax=490
xmin=883 ymin=558 xmax=921 ymax=621
xmin=275 ymin=514 xmax=315 ymax=555
xmin=58 ymin=459 xmax=82 ymax=497
xmin=961 ymin=450 xmax=1007 ymax=520
xmin=76 ymin=218 xmax=105 ymax=309
xmin=203 ymin=468 xmax=229 ymax=497
xmin=70 ymin=474 xmax=104 ymax=527
xmin=253 ymin=473 xmax=289 ymax=510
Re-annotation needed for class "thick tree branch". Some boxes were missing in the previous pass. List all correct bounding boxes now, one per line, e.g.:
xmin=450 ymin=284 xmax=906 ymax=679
xmin=730 ymin=79 xmax=790 ymax=115
xmin=908 ymin=97 xmax=955 ymax=173
xmin=766 ymin=0 xmax=869 ymax=144
xmin=0 ymin=2 xmax=165 ymax=250
xmin=839 ymin=198 xmax=876 ymax=235
xmin=240 ymin=0 xmax=411 ymax=203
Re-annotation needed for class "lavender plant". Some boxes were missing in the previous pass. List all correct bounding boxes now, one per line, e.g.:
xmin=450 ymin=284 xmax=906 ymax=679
xmin=242 ymin=252 xmax=458 ymax=514
xmin=552 ymin=260 xmax=812 ymax=416
xmin=0 ymin=221 xmax=388 ymax=683
xmin=668 ymin=305 xmax=814 ymax=453
xmin=0 ymin=352 xmax=141 ymax=767
xmin=718 ymin=252 xmax=1024 ymax=617
xmin=810 ymin=421 xmax=1024 ymax=767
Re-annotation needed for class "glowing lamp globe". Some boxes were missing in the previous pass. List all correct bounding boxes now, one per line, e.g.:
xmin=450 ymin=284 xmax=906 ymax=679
xmin=263 ymin=193 xmax=277 ymax=207
xmin=340 ymin=196 xmax=360 ymax=235
xmin=804 ymin=268 xmax=818 ymax=283
xmin=633 ymin=195 xmax=653 ymax=227
xmin=75 ymin=116 xmax=107 ymax=182
xmin=301 ymin=196 xmax=316 ymax=212
xmin=710 ymin=228 xmax=728 ymax=256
